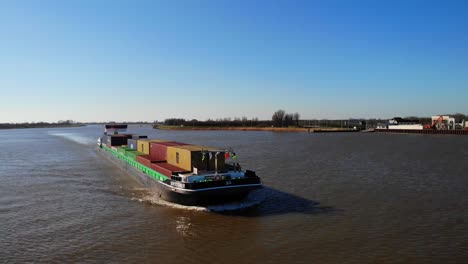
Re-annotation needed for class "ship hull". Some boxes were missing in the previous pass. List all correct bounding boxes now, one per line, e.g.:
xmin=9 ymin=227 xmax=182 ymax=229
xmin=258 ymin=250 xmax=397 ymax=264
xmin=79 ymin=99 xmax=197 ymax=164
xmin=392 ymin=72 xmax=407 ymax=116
xmin=97 ymin=146 xmax=262 ymax=206
xmin=157 ymin=181 xmax=261 ymax=206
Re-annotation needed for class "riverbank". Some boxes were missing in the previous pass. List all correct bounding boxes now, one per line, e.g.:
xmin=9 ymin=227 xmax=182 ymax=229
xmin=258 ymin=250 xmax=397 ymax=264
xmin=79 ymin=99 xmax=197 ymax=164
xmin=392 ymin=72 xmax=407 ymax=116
xmin=0 ymin=124 xmax=85 ymax=130
xmin=376 ymin=128 xmax=468 ymax=135
xmin=155 ymin=125 xmax=357 ymax=133
xmin=310 ymin=128 xmax=358 ymax=133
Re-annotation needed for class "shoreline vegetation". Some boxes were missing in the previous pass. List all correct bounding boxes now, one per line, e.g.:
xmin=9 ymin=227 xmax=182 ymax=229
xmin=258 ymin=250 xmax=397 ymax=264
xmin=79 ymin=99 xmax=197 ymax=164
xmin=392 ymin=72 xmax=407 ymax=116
xmin=154 ymin=110 xmax=365 ymax=133
xmin=155 ymin=125 xmax=358 ymax=133
xmin=4 ymin=110 xmax=466 ymax=133
xmin=155 ymin=111 xmax=468 ymax=133
xmin=0 ymin=122 xmax=84 ymax=130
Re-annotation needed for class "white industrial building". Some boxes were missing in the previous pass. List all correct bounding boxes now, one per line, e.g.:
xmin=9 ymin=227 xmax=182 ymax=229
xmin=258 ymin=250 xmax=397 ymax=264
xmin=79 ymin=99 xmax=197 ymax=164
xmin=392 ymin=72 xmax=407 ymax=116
xmin=386 ymin=117 xmax=423 ymax=130
xmin=377 ymin=115 xmax=467 ymax=130
xmin=431 ymin=115 xmax=456 ymax=130
xmin=388 ymin=124 xmax=424 ymax=130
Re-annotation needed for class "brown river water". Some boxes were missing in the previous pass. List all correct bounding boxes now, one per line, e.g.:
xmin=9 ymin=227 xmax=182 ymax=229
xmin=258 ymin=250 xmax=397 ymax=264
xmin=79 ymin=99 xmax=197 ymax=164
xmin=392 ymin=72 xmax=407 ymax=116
xmin=1 ymin=125 xmax=467 ymax=263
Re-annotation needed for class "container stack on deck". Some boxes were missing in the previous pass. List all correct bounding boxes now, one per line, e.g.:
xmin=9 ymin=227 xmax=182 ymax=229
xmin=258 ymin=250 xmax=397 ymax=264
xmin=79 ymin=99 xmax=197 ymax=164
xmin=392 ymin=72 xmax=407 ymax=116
xmin=149 ymin=141 xmax=189 ymax=161
xmin=127 ymin=135 xmax=148 ymax=150
xmin=125 ymin=150 xmax=146 ymax=160
xmin=166 ymin=145 xmax=225 ymax=171
xmin=101 ymin=133 xmax=227 ymax=177
xmin=107 ymin=134 xmax=128 ymax=146
xmin=137 ymin=139 xmax=170 ymax=155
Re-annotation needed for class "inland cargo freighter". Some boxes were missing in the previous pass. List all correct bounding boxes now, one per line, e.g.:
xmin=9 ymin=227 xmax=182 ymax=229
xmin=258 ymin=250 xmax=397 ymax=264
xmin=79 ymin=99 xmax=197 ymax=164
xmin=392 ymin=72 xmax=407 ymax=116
xmin=97 ymin=124 xmax=262 ymax=206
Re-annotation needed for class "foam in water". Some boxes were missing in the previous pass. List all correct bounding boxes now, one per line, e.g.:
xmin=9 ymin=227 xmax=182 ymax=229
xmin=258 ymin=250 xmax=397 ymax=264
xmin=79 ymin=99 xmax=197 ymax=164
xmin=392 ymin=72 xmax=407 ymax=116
xmin=132 ymin=189 xmax=266 ymax=212
xmin=48 ymin=132 xmax=95 ymax=146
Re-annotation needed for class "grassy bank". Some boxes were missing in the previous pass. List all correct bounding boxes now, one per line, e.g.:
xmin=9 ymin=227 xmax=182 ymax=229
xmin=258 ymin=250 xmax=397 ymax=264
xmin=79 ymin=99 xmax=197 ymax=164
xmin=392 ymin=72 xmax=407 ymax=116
xmin=156 ymin=125 xmax=306 ymax=132
xmin=308 ymin=128 xmax=358 ymax=133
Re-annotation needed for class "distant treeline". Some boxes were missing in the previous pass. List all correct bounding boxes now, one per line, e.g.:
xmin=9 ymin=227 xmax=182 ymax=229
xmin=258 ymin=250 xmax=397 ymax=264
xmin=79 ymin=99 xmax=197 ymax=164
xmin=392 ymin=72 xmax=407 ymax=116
xmin=162 ymin=117 xmax=273 ymax=127
xmin=161 ymin=118 xmax=369 ymax=129
xmin=87 ymin=121 xmax=154 ymax=125
xmin=162 ymin=110 xmax=301 ymax=128
xmin=0 ymin=120 xmax=83 ymax=129
xmin=160 ymin=112 xmax=468 ymax=129
xmin=4 ymin=113 xmax=466 ymax=130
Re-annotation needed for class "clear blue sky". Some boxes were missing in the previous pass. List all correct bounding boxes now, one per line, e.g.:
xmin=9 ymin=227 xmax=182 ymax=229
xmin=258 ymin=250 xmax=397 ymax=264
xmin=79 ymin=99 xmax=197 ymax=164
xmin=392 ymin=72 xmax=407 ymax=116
xmin=1 ymin=0 xmax=467 ymax=122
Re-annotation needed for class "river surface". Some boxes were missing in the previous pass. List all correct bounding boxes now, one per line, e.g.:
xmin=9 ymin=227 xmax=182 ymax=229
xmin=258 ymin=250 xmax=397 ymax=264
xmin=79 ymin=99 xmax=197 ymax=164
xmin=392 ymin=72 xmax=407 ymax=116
xmin=1 ymin=125 xmax=467 ymax=263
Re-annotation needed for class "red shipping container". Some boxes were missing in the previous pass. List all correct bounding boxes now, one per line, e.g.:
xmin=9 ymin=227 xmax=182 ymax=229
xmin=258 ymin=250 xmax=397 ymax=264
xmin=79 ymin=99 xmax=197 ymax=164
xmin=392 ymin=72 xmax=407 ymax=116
xmin=136 ymin=155 xmax=152 ymax=168
xmin=150 ymin=162 xmax=187 ymax=177
xmin=149 ymin=141 xmax=189 ymax=161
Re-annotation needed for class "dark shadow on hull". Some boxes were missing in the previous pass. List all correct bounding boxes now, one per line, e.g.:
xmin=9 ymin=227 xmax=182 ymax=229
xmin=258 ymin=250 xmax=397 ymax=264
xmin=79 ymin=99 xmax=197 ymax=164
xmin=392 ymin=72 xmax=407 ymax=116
xmin=215 ymin=186 xmax=338 ymax=217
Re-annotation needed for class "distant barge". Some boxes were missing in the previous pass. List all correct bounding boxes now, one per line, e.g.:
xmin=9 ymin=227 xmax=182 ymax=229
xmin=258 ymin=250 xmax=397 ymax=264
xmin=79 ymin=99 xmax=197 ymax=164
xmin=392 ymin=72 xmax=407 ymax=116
xmin=97 ymin=124 xmax=262 ymax=206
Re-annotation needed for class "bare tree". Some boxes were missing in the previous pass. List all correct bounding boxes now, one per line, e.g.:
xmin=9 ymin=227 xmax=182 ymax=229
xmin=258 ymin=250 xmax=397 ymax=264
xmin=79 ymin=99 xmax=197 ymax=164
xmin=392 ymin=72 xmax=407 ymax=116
xmin=293 ymin=112 xmax=300 ymax=127
xmin=251 ymin=117 xmax=259 ymax=127
xmin=272 ymin=109 xmax=286 ymax=127
xmin=452 ymin=113 xmax=467 ymax=123
xmin=283 ymin=114 xmax=293 ymax=127
xmin=241 ymin=116 xmax=248 ymax=126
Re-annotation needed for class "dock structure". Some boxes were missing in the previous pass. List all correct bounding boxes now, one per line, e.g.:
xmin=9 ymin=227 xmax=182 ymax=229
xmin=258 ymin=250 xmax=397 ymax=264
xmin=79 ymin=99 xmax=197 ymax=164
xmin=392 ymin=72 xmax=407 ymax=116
xmin=374 ymin=115 xmax=468 ymax=135
xmin=376 ymin=129 xmax=468 ymax=135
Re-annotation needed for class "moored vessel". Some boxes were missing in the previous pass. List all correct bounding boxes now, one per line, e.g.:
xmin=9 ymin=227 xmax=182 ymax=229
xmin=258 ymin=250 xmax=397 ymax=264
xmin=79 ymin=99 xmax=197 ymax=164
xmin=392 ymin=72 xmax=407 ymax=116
xmin=97 ymin=124 xmax=262 ymax=206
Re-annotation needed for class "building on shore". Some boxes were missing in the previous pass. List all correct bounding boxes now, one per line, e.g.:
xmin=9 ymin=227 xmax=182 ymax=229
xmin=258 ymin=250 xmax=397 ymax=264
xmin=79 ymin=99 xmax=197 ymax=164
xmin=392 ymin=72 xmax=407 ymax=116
xmin=377 ymin=115 xmax=467 ymax=131
xmin=378 ymin=117 xmax=423 ymax=130
xmin=389 ymin=118 xmax=423 ymax=130
xmin=430 ymin=115 xmax=456 ymax=130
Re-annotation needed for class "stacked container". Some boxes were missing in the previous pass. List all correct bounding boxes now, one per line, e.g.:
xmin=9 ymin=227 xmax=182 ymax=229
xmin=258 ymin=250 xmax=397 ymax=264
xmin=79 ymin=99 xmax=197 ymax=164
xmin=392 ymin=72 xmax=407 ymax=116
xmin=136 ymin=155 xmax=187 ymax=176
xmin=149 ymin=141 xmax=189 ymax=161
xmin=137 ymin=139 xmax=171 ymax=155
xmin=124 ymin=150 xmax=146 ymax=160
xmin=136 ymin=155 xmax=153 ymax=168
xmin=131 ymin=135 xmax=148 ymax=139
xmin=166 ymin=145 xmax=225 ymax=172
xmin=107 ymin=134 xmax=128 ymax=146
xmin=150 ymin=162 xmax=188 ymax=177
xmin=127 ymin=139 xmax=138 ymax=150
xmin=117 ymin=146 xmax=132 ymax=154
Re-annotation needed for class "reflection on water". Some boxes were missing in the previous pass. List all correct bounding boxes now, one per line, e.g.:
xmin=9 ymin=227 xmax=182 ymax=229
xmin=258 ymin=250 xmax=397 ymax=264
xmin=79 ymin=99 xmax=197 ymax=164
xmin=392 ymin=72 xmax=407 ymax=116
xmin=175 ymin=216 xmax=193 ymax=237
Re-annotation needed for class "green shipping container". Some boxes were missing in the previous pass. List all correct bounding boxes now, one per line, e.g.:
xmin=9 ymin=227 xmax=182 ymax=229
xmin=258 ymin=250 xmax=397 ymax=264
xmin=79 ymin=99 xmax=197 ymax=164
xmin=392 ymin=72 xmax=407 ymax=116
xmin=117 ymin=146 xmax=132 ymax=154
xmin=125 ymin=150 xmax=146 ymax=160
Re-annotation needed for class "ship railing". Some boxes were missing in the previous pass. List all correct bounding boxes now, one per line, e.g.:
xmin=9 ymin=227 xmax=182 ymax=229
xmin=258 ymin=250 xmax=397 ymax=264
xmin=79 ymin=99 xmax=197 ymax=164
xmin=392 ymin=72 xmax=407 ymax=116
xmin=102 ymin=145 xmax=169 ymax=182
